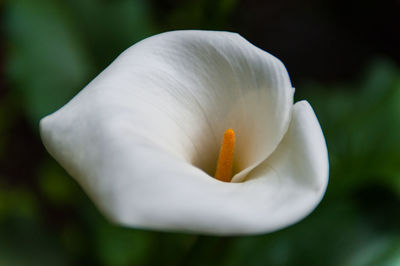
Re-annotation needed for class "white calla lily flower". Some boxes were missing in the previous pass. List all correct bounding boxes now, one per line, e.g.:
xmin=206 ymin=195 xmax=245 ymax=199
xmin=40 ymin=30 xmax=328 ymax=235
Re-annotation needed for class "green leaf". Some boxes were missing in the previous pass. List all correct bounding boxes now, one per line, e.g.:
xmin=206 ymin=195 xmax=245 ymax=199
xmin=65 ymin=0 xmax=157 ymax=69
xmin=5 ymin=0 xmax=94 ymax=126
xmin=299 ymin=58 xmax=400 ymax=194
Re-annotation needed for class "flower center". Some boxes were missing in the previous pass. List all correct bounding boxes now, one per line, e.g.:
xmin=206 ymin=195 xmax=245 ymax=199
xmin=214 ymin=129 xmax=235 ymax=182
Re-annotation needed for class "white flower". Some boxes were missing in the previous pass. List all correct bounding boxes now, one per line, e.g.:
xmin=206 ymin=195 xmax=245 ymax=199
xmin=40 ymin=30 xmax=328 ymax=235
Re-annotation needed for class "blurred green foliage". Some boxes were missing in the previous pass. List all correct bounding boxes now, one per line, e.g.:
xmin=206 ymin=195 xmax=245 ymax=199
xmin=1 ymin=0 xmax=400 ymax=265
xmin=5 ymin=0 xmax=156 ymax=126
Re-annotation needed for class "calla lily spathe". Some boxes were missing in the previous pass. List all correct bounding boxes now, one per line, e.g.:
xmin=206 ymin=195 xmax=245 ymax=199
xmin=40 ymin=30 xmax=328 ymax=235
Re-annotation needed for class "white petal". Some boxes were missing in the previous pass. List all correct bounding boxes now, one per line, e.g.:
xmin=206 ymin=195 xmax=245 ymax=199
xmin=39 ymin=30 xmax=319 ymax=235
xmin=58 ymin=30 xmax=293 ymax=179
xmin=41 ymin=99 xmax=327 ymax=235
xmin=241 ymin=100 xmax=329 ymax=233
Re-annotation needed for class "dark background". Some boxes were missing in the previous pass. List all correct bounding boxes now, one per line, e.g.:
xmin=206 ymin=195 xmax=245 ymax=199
xmin=1 ymin=0 xmax=400 ymax=265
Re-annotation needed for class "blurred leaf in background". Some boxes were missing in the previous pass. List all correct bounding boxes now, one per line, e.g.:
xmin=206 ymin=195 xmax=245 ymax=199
xmin=152 ymin=0 xmax=238 ymax=30
xmin=5 ymin=0 xmax=157 ymax=127
xmin=5 ymin=0 xmax=94 ymax=126
xmin=300 ymin=58 xmax=400 ymax=195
